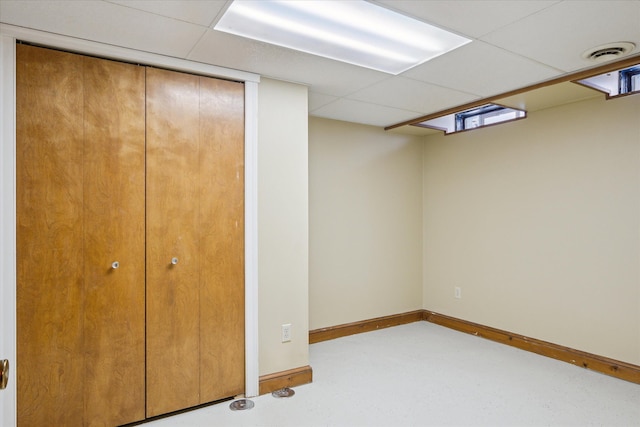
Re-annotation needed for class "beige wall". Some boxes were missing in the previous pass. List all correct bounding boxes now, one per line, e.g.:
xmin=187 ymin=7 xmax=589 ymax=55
xmin=309 ymin=117 xmax=423 ymax=330
xmin=258 ymin=78 xmax=309 ymax=375
xmin=423 ymin=94 xmax=640 ymax=365
xmin=294 ymin=79 xmax=639 ymax=367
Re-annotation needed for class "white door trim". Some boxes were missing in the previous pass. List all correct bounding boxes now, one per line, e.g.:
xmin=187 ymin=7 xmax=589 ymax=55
xmin=244 ymin=80 xmax=260 ymax=398
xmin=0 ymin=33 xmax=17 ymax=427
xmin=0 ymin=26 xmax=260 ymax=426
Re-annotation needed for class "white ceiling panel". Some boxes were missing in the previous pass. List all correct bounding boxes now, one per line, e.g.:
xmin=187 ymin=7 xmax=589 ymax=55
xmin=0 ymin=0 xmax=207 ymax=58
xmin=309 ymin=92 xmax=339 ymax=112
xmin=373 ymin=0 xmax=561 ymax=38
xmin=105 ymin=0 xmax=229 ymax=27
xmin=346 ymin=76 xmax=478 ymax=114
xmin=189 ymin=29 xmax=390 ymax=96
xmin=402 ymin=41 xmax=563 ymax=98
xmin=497 ymin=81 xmax=602 ymax=112
xmin=312 ymin=98 xmax=423 ymax=128
xmin=1 ymin=0 xmax=639 ymax=131
xmin=481 ymin=1 xmax=640 ymax=72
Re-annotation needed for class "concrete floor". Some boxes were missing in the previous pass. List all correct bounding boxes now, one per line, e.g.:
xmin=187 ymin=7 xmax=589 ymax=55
xmin=144 ymin=322 xmax=640 ymax=426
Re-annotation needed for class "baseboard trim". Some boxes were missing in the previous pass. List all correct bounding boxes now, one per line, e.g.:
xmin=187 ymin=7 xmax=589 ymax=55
xmin=308 ymin=309 xmax=640 ymax=384
xmin=309 ymin=310 xmax=425 ymax=344
xmin=424 ymin=310 xmax=640 ymax=384
xmin=258 ymin=365 xmax=313 ymax=395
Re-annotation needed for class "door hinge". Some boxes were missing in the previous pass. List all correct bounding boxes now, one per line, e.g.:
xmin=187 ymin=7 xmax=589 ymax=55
xmin=0 ymin=359 xmax=9 ymax=390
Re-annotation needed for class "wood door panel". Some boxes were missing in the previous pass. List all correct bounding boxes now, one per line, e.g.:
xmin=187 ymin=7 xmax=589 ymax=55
xmin=18 ymin=45 xmax=246 ymax=423
xmin=82 ymin=56 xmax=146 ymax=426
xmin=198 ymin=78 xmax=246 ymax=402
xmin=16 ymin=44 xmax=85 ymax=426
xmin=145 ymin=67 xmax=201 ymax=417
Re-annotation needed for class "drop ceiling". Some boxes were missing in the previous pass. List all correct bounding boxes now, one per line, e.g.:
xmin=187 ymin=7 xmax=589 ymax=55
xmin=1 ymin=0 xmax=639 ymax=129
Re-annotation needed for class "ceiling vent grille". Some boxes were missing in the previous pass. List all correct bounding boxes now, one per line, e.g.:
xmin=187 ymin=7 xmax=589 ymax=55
xmin=582 ymin=42 xmax=636 ymax=63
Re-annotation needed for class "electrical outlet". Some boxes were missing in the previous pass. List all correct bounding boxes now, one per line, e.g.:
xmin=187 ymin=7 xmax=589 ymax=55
xmin=454 ymin=287 xmax=462 ymax=299
xmin=281 ymin=324 xmax=292 ymax=342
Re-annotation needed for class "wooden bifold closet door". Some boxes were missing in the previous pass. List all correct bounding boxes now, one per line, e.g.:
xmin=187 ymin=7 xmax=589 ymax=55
xmin=145 ymin=67 xmax=245 ymax=417
xmin=16 ymin=44 xmax=245 ymax=426
xmin=17 ymin=44 xmax=146 ymax=426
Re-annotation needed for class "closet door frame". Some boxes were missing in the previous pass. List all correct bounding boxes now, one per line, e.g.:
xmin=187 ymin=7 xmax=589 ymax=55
xmin=0 ymin=25 xmax=260 ymax=427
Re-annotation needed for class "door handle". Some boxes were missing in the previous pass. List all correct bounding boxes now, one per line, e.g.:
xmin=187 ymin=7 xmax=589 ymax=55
xmin=0 ymin=359 xmax=8 ymax=390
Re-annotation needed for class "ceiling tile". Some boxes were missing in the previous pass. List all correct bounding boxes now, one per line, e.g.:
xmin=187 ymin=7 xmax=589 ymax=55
xmin=403 ymin=41 xmax=563 ymax=98
xmin=309 ymin=92 xmax=339 ymax=112
xmin=105 ymin=0 xmax=228 ymax=27
xmin=481 ymin=1 xmax=640 ymax=72
xmin=0 ymin=0 xmax=207 ymax=58
xmin=188 ymin=29 xmax=390 ymax=96
xmin=372 ymin=0 xmax=560 ymax=38
xmin=346 ymin=77 xmax=479 ymax=114
xmin=2 ymin=0 xmax=637 ymax=131
xmin=497 ymin=81 xmax=602 ymax=112
xmin=312 ymin=98 xmax=423 ymax=128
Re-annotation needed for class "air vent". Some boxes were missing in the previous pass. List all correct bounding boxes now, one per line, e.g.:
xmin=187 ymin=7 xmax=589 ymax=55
xmin=582 ymin=42 xmax=636 ymax=63
xmin=590 ymin=47 xmax=626 ymax=60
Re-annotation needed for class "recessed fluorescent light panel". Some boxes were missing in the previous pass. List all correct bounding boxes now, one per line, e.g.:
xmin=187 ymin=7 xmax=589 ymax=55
xmin=214 ymin=0 xmax=471 ymax=75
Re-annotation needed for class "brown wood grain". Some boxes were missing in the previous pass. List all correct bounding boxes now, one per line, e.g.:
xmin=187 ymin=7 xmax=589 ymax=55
xmin=145 ymin=67 xmax=202 ymax=417
xmin=17 ymin=44 xmax=86 ymax=427
xmin=82 ymin=55 xmax=146 ymax=426
xmin=424 ymin=311 xmax=640 ymax=385
xmin=198 ymin=77 xmax=246 ymax=403
xmin=18 ymin=46 xmax=247 ymax=423
xmin=309 ymin=310 xmax=425 ymax=344
xmin=258 ymin=366 xmax=313 ymax=396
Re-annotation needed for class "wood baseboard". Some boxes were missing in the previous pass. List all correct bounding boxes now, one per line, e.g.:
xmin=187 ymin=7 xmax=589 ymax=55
xmin=307 ymin=309 xmax=640 ymax=384
xmin=424 ymin=311 xmax=640 ymax=385
xmin=258 ymin=365 xmax=313 ymax=395
xmin=309 ymin=310 xmax=425 ymax=344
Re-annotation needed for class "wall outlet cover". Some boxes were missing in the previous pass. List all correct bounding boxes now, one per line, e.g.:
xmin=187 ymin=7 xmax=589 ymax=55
xmin=282 ymin=323 xmax=292 ymax=342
